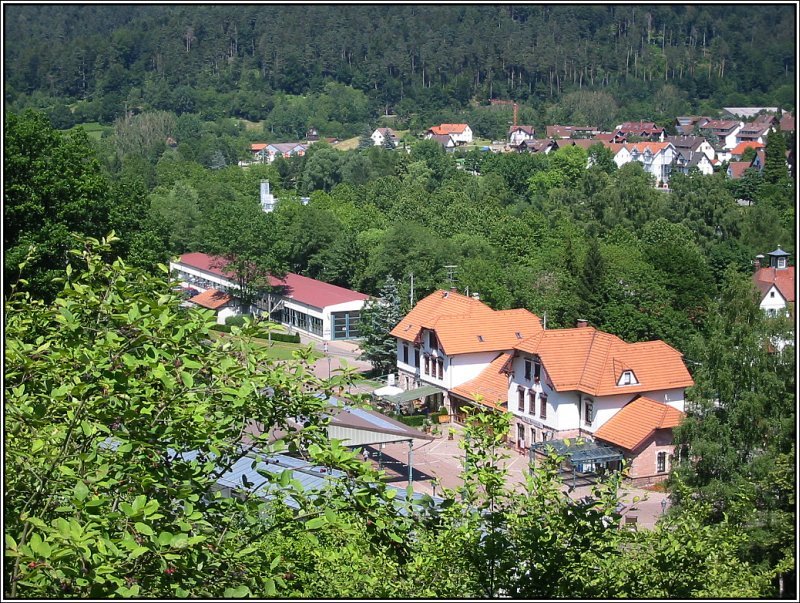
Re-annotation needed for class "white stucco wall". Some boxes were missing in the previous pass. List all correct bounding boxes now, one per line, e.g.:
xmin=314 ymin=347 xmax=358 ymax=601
xmin=759 ymin=285 xmax=789 ymax=316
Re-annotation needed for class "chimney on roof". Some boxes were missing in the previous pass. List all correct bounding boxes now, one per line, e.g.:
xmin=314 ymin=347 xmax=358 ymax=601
xmin=576 ymin=319 xmax=589 ymax=328
xmin=472 ymin=292 xmax=480 ymax=300
xmin=754 ymin=254 xmax=764 ymax=270
xmin=450 ymin=287 xmax=458 ymax=293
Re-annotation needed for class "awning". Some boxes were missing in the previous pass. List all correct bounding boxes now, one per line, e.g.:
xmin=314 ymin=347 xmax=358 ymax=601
xmin=529 ymin=438 xmax=624 ymax=465
xmin=380 ymin=385 xmax=444 ymax=405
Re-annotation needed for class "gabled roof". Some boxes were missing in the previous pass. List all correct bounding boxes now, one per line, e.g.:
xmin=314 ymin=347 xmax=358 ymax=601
xmin=508 ymin=125 xmax=536 ymax=135
xmin=428 ymin=134 xmax=456 ymax=147
xmin=430 ymin=123 xmax=469 ymax=135
xmin=390 ymin=290 xmax=541 ymax=355
xmin=753 ymin=266 xmax=795 ymax=303
xmin=727 ymin=161 xmax=753 ymax=179
xmin=594 ymin=396 xmax=685 ymax=451
xmin=730 ymin=141 xmax=765 ymax=156
xmin=374 ymin=127 xmax=398 ymax=137
xmin=737 ymin=123 xmax=770 ymax=136
xmin=188 ymin=288 xmax=234 ymax=310
xmin=267 ymin=142 xmax=307 ymax=153
xmin=176 ymin=253 xmax=369 ymax=309
xmin=625 ymin=142 xmax=673 ymax=155
xmin=616 ymin=121 xmax=664 ymax=134
xmin=450 ymin=352 xmax=513 ymax=409
xmin=779 ymin=113 xmax=795 ymax=132
xmin=700 ymin=120 xmax=740 ymax=133
xmin=665 ymin=135 xmax=707 ymax=151
xmin=515 ymin=327 xmax=693 ymax=397
xmin=250 ymin=143 xmax=268 ymax=152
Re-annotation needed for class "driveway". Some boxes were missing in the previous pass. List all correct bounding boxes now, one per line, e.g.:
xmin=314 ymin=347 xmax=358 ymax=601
xmin=363 ymin=421 xmax=669 ymax=529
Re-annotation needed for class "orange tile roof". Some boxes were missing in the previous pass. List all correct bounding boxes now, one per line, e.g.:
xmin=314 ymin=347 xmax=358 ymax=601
xmin=727 ymin=161 xmax=752 ymax=179
xmin=390 ymin=291 xmax=542 ymax=355
xmin=188 ymin=288 xmax=234 ymax=310
xmin=730 ymin=141 xmax=765 ymax=156
xmin=430 ymin=123 xmax=469 ymax=135
xmin=451 ymin=352 xmax=513 ymax=409
xmin=515 ymin=327 xmax=693 ymax=396
xmin=594 ymin=396 xmax=685 ymax=451
xmin=754 ymin=266 xmax=795 ymax=302
xmin=250 ymin=143 xmax=268 ymax=151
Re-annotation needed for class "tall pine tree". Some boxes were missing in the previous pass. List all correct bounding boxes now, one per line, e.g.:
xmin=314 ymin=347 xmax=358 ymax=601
xmin=358 ymin=275 xmax=404 ymax=375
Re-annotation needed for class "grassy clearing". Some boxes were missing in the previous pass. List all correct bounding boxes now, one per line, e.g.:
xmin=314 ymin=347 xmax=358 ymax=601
xmin=334 ymin=137 xmax=359 ymax=151
xmin=237 ymin=118 xmax=264 ymax=131
xmin=209 ymin=330 xmax=319 ymax=361
xmin=70 ymin=122 xmax=112 ymax=140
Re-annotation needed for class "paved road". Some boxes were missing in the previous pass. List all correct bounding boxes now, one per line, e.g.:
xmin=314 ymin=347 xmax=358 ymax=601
xmin=365 ymin=422 xmax=669 ymax=529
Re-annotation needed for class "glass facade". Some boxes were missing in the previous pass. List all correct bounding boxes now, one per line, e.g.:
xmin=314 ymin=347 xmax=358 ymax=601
xmin=280 ymin=307 xmax=323 ymax=337
xmin=331 ymin=311 xmax=361 ymax=339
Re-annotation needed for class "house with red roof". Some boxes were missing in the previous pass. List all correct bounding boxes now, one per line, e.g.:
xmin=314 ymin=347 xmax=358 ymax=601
xmin=614 ymin=121 xmax=665 ymax=142
xmin=390 ymin=289 xmax=542 ymax=412
xmin=507 ymin=125 xmax=536 ymax=146
xmin=425 ymin=123 xmax=473 ymax=145
xmin=545 ymin=125 xmax=600 ymax=139
xmin=735 ymin=122 xmax=773 ymax=145
xmin=170 ymin=252 xmax=369 ymax=340
xmin=753 ymin=247 xmax=795 ymax=318
xmin=390 ymin=291 xmax=694 ymax=483
xmin=698 ymin=119 xmax=743 ymax=151
xmin=616 ymin=141 xmax=680 ymax=185
xmin=185 ymin=288 xmax=238 ymax=324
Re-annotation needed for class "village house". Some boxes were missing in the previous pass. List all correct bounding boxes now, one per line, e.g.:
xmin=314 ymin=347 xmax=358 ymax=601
xmin=516 ymin=138 xmax=559 ymax=154
xmin=507 ymin=125 xmax=536 ymax=146
xmin=426 ymin=123 xmax=473 ymax=145
xmin=170 ymin=252 xmax=369 ymax=341
xmin=735 ymin=122 xmax=773 ymax=145
xmin=674 ymin=116 xmax=710 ymax=136
xmin=390 ymin=290 xmax=694 ymax=484
xmin=545 ymin=124 xmax=600 ymax=139
xmin=779 ymin=112 xmax=795 ymax=133
xmin=726 ymin=160 xmax=757 ymax=180
xmin=371 ymin=127 xmax=400 ymax=147
xmin=427 ymin=133 xmax=457 ymax=151
xmin=753 ymin=247 xmax=794 ymax=318
xmin=264 ymin=142 xmax=308 ymax=163
xmin=614 ymin=121 xmax=665 ymax=142
xmin=729 ymin=141 xmax=765 ymax=161
xmin=698 ymin=120 xmax=742 ymax=152
xmin=666 ymin=136 xmax=716 ymax=176
xmin=615 ymin=142 xmax=680 ymax=185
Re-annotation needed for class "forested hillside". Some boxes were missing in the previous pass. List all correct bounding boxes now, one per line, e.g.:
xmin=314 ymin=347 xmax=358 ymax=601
xmin=4 ymin=5 xmax=795 ymax=134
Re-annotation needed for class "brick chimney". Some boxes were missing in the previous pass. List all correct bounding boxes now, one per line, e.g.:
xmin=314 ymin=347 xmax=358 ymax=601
xmin=754 ymin=254 xmax=764 ymax=270
xmin=576 ymin=319 xmax=589 ymax=328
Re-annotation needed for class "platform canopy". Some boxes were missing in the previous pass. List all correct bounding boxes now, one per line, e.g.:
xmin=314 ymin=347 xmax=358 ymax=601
xmin=529 ymin=438 xmax=623 ymax=465
xmin=379 ymin=384 xmax=444 ymax=405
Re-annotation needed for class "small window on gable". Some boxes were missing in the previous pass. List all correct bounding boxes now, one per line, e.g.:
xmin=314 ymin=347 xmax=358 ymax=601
xmin=618 ymin=370 xmax=638 ymax=386
xmin=770 ymin=291 xmax=775 ymax=298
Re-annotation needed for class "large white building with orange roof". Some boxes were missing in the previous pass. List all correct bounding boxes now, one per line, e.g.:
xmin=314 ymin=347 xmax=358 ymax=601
xmin=390 ymin=290 xmax=695 ymax=483
xmin=390 ymin=289 xmax=542 ymax=412
xmin=614 ymin=141 xmax=680 ymax=186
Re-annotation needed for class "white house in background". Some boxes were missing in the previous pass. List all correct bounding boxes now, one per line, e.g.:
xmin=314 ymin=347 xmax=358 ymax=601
xmin=426 ymin=124 xmax=473 ymax=145
xmin=507 ymin=125 xmax=536 ymax=146
xmin=698 ymin=120 xmax=743 ymax=151
xmin=390 ymin=289 xmax=542 ymax=411
xmin=264 ymin=142 xmax=308 ymax=163
xmin=621 ymin=142 xmax=680 ymax=185
xmin=735 ymin=122 xmax=773 ymax=145
xmin=371 ymin=127 xmax=400 ymax=147
xmin=665 ymin=136 xmax=716 ymax=162
xmin=170 ymin=253 xmax=370 ymax=341
xmin=185 ymin=288 xmax=239 ymax=325
xmin=427 ymin=134 xmax=457 ymax=151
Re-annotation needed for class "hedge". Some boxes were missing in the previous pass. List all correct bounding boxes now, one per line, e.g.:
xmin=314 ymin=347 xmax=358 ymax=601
xmin=209 ymin=323 xmax=300 ymax=343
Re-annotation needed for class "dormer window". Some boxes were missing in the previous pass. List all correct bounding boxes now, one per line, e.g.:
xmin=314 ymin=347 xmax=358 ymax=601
xmin=618 ymin=370 xmax=638 ymax=386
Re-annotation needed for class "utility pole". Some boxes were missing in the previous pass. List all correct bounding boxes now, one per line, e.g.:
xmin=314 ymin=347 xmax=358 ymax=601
xmin=443 ymin=265 xmax=458 ymax=289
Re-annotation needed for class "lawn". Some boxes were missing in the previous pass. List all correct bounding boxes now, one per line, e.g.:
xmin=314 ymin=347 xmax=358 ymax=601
xmin=68 ymin=121 xmax=112 ymax=140
xmin=209 ymin=331 xmax=319 ymax=361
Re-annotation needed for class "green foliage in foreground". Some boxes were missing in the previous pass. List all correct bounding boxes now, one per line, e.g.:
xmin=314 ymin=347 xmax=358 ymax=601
xmin=4 ymin=235 xmax=778 ymax=598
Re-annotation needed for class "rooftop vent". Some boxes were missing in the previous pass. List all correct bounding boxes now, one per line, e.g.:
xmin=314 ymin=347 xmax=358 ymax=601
xmin=477 ymin=335 xmax=484 ymax=342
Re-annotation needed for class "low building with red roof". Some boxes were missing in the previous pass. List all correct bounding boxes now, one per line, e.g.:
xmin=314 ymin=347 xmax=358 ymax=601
xmin=425 ymin=123 xmax=473 ymax=144
xmin=593 ymin=396 xmax=685 ymax=483
xmin=614 ymin=121 xmax=665 ymax=142
xmin=185 ymin=288 xmax=238 ymax=324
xmin=170 ymin=252 xmax=369 ymax=341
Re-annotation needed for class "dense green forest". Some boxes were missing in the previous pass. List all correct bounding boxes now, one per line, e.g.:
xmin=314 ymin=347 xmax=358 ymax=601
xmin=4 ymin=4 xmax=796 ymax=598
xmin=4 ymin=5 xmax=796 ymax=136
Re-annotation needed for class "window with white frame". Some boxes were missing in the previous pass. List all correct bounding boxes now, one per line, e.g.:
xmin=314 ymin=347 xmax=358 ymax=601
xmin=618 ymin=370 xmax=638 ymax=386
xmin=657 ymin=451 xmax=667 ymax=473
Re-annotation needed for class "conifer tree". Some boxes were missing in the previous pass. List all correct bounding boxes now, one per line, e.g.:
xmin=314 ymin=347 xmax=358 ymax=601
xmin=358 ymin=275 xmax=404 ymax=375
